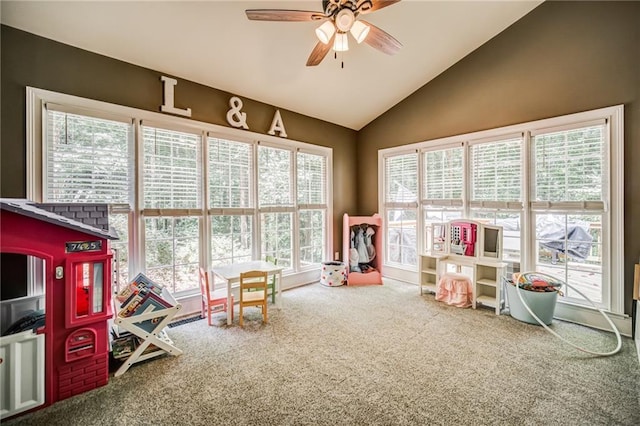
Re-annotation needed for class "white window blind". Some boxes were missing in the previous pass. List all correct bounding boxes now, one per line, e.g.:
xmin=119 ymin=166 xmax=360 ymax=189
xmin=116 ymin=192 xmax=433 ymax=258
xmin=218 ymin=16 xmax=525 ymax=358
xmin=45 ymin=109 xmax=133 ymax=204
xmin=422 ymin=146 xmax=463 ymax=206
xmin=143 ymin=125 xmax=201 ymax=209
xmin=297 ymin=152 xmax=326 ymax=207
xmin=258 ymin=145 xmax=293 ymax=208
xmin=208 ymin=137 xmax=252 ymax=209
xmin=470 ymin=136 xmax=522 ymax=207
xmin=532 ymin=124 xmax=606 ymax=207
xmin=297 ymin=152 xmax=327 ymax=267
xmin=384 ymin=153 xmax=418 ymax=207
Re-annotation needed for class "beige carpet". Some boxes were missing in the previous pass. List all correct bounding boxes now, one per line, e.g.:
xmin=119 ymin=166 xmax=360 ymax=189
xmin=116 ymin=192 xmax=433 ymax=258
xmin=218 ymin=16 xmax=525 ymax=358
xmin=5 ymin=279 xmax=640 ymax=425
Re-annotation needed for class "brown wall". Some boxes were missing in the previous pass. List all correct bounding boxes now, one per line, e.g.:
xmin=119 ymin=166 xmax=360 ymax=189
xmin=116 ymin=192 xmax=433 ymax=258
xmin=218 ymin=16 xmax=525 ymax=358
xmin=357 ymin=1 xmax=640 ymax=314
xmin=0 ymin=25 xmax=358 ymax=254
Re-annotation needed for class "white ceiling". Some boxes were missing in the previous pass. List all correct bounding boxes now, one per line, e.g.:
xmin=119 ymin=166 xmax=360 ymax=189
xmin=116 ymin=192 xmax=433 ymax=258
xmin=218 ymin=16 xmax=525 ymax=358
xmin=1 ymin=0 xmax=543 ymax=130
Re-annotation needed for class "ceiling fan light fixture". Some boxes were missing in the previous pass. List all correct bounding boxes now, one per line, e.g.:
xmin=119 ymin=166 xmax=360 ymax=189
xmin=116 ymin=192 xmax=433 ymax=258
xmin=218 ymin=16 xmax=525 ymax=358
xmin=350 ymin=20 xmax=370 ymax=43
xmin=335 ymin=9 xmax=355 ymax=32
xmin=315 ymin=21 xmax=335 ymax=44
xmin=333 ymin=32 xmax=349 ymax=52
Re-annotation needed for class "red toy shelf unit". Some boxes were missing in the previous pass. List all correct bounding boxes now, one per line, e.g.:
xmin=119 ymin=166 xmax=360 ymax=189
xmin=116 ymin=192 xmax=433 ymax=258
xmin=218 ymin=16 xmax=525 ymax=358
xmin=342 ymin=213 xmax=383 ymax=285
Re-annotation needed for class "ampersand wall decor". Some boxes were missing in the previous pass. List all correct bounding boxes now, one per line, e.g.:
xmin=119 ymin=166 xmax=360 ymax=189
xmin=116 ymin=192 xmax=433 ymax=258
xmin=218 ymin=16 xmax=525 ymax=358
xmin=226 ymin=96 xmax=249 ymax=130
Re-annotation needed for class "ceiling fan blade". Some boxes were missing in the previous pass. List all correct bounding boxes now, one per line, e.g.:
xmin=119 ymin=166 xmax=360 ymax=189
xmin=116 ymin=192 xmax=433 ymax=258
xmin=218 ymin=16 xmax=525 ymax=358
xmin=306 ymin=34 xmax=335 ymax=66
xmin=358 ymin=0 xmax=401 ymax=15
xmin=245 ymin=9 xmax=326 ymax=22
xmin=360 ymin=20 xmax=402 ymax=55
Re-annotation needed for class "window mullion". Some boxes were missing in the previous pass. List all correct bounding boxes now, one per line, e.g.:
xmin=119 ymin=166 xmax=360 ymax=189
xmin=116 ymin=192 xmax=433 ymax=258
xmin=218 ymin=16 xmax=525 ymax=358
xmin=201 ymin=130 xmax=210 ymax=270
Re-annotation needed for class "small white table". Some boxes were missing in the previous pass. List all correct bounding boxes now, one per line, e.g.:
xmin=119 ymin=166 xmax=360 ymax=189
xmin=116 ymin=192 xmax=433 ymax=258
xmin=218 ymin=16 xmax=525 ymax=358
xmin=211 ymin=260 xmax=284 ymax=325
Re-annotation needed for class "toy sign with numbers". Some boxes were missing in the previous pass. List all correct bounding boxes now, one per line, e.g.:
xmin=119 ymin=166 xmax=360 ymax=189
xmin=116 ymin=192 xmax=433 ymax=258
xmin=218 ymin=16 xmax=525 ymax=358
xmin=65 ymin=240 xmax=102 ymax=253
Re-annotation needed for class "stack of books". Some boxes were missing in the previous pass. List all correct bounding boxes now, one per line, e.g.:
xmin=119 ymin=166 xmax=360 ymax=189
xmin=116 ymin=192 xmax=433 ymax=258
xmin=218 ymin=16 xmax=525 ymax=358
xmin=111 ymin=273 xmax=173 ymax=359
xmin=116 ymin=273 xmax=172 ymax=332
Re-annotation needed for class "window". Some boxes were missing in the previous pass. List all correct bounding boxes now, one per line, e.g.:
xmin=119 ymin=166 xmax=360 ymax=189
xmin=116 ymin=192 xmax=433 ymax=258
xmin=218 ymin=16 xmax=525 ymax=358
xmin=143 ymin=126 xmax=201 ymax=209
xmin=208 ymin=137 xmax=254 ymax=267
xmin=423 ymin=146 xmax=463 ymax=203
xmin=45 ymin=108 xmax=133 ymax=204
xmin=210 ymin=215 xmax=253 ymax=266
xmin=379 ymin=106 xmax=624 ymax=322
xmin=299 ymin=210 xmax=325 ymax=266
xmin=144 ymin=216 xmax=199 ymax=293
xmin=30 ymin=88 xmax=330 ymax=297
xmin=208 ymin=137 xmax=252 ymax=209
xmin=531 ymin=123 xmax=607 ymax=304
xmin=383 ymin=153 xmax=418 ymax=267
xmin=470 ymin=136 xmax=522 ymax=203
xmin=421 ymin=145 xmax=465 ymax=254
xmin=532 ymin=124 xmax=605 ymax=203
xmin=258 ymin=145 xmax=294 ymax=267
xmin=469 ymin=135 xmax=523 ymax=263
xmin=386 ymin=209 xmax=417 ymax=266
xmin=297 ymin=152 xmax=327 ymax=267
xmin=142 ymin=125 xmax=202 ymax=293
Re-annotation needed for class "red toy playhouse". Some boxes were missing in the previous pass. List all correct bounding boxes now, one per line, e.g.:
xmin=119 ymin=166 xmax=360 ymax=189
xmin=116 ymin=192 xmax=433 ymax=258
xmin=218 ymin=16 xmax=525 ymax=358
xmin=0 ymin=199 xmax=118 ymax=420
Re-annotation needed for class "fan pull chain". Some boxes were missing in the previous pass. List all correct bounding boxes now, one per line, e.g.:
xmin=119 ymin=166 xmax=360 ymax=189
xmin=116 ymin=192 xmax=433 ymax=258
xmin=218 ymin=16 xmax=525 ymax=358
xmin=333 ymin=51 xmax=345 ymax=69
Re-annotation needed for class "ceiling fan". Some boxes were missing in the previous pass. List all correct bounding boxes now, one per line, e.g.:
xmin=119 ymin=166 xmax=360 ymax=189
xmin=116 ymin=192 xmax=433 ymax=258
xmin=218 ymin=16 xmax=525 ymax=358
xmin=246 ymin=0 xmax=402 ymax=66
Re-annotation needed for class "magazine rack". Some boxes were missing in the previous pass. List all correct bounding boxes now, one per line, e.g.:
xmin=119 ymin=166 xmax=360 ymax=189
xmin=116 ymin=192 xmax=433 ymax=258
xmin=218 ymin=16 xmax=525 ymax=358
xmin=112 ymin=276 xmax=183 ymax=377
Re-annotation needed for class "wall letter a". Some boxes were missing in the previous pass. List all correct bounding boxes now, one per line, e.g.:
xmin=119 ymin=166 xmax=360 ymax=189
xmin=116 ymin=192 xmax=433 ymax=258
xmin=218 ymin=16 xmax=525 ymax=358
xmin=268 ymin=110 xmax=288 ymax=138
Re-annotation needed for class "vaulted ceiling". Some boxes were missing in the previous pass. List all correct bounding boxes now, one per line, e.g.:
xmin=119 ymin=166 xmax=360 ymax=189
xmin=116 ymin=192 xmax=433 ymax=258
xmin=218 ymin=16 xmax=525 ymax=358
xmin=1 ymin=1 xmax=543 ymax=130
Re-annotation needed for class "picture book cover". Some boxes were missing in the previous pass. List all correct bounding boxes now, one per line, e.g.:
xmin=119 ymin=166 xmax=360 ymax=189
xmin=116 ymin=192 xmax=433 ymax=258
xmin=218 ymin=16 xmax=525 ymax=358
xmin=130 ymin=292 xmax=171 ymax=333
xmin=116 ymin=273 xmax=164 ymax=303
xmin=111 ymin=335 xmax=137 ymax=360
xmin=130 ymin=272 xmax=164 ymax=296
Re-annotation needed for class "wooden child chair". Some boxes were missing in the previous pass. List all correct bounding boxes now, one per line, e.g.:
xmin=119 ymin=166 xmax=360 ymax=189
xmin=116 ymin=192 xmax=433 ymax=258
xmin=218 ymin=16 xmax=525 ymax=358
xmin=239 ymin=270 xmax=269 ymax=327
xmin=265 ymin=255 xmax=278 ymax=304
xmin=199 ymin=267 xmax=233 ymax=326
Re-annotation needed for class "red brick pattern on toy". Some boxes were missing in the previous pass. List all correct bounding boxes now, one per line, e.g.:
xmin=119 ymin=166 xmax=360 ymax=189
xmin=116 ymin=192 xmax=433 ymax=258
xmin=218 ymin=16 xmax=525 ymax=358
xmin=57 ymin=354 xmax=108 ymax=400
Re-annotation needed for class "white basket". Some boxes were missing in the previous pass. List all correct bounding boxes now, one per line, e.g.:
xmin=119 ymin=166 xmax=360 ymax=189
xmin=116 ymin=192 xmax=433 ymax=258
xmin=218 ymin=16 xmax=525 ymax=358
xmin=320 ymin=262 xmax=347 ymax=287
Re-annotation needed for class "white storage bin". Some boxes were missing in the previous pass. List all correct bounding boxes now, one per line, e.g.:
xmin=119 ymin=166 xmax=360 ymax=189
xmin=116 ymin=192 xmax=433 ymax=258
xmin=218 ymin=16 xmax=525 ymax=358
xmin=320 ymin=262 xmax=347 ymax=287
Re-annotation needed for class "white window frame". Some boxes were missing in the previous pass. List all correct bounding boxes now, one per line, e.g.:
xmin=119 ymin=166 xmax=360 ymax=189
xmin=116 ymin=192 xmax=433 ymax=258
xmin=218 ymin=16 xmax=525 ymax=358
xmin=379 ymin=149 xmax=419 ymax=282
xmin=296 ymin=149 xmax=329 ymax=269
xmin=379 ymin=105 xmax=625 ymax=333
xmin=26 ymin=87 xmax=333 ymax=297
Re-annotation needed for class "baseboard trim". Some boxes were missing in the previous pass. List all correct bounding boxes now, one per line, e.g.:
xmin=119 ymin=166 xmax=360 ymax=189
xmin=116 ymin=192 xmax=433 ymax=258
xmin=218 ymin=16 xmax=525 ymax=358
xmin=553 ymin=302 xmax=631 ymax=337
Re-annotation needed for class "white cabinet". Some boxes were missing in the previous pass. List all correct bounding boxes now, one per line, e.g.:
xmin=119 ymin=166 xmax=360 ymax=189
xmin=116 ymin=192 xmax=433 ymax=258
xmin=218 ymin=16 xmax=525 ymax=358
xmin=474 ymin=262 xmax=506 ymax=314
xmin=0 ymin=331 xmax=45 ymax=420
xmin=420 ymin=252 xmax=506 ymax=315
xmin=419 ymin=253 xmax=442 ymax=295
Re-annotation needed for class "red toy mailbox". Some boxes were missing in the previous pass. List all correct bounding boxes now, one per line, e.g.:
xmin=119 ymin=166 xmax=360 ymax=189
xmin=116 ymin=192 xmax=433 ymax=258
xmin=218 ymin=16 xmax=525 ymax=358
xmin=64 ymin=328 xmax=97 ymax=362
